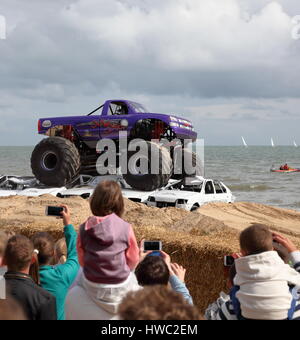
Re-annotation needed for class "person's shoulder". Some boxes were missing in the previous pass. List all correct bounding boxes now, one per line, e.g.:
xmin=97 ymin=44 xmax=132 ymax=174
xmin=32 ymin=282 xmax=56 ymax=302
xmin=110 ymin=213 xmax=130 ymax=227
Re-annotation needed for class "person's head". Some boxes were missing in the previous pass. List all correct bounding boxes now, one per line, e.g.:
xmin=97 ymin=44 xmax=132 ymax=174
xmin=90 ymin=180 xmax=124 ymax=217
xmin=118 ymin=285 xmax=201 ymax=320
xmin=0 ymin=295 xmax=27 ymax=320
xmin=32 ymin=232 xmax=55 ymax=266
xmin=239 ymin=224 xmax=273 ymax=256
xmin=0 ymin=231 xmax=9 ymax=266
xmin=4 ymin=235 xmax=36 ymax=273
xmin=135 ymin=256 xmax=170 ymax=286
xmin=54 ymin=238 xmax=67 ymax=264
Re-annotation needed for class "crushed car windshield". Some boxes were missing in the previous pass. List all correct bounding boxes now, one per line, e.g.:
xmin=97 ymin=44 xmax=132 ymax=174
xmin=130 ymin=102 xmax=148 ymax=113
xmin=167 ymin=182 xmax=203 ymax=192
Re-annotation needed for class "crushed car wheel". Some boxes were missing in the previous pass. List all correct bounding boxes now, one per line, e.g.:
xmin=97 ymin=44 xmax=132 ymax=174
xmin=122 ymin=141 xmax=172 ymax=191
xmin=31 ymin=137 xmax=81 ymax=187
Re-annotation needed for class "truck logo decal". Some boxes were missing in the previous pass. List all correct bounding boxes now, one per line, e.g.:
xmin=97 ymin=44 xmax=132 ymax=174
xmin=42 ymin=120 xmax=52 ymax=128
xmin=77 ymin=119 xmax=127 ymax=130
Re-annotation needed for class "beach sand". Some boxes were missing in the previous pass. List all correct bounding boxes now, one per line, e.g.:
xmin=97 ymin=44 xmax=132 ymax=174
xmin=0 ymin=195 xmax=299 ymax=237
xmin=1 ymin=195 xmax=300 ymax=312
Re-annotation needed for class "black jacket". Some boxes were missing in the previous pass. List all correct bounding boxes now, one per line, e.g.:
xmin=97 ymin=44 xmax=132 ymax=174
xmin=4 ymin=271 xmax=57 ymax=320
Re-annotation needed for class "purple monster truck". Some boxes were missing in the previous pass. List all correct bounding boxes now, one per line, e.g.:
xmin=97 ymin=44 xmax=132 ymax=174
xmin=31 ymin=100 xmax=198 ymax=191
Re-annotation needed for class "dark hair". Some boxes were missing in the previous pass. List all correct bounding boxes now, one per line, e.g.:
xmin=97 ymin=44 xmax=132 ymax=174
xmin=32 ymin=232 xmax=55 ymax=266
xmin=0 ymin=231 xmax=8 ymax=257
xmin=29 ymin=252 xmax=40 ymax=285
xmin=4 ymin=235 xmax=34 ymax=271
xmin=135 ymin=256 xmax=170 ymax=286
xmin=90 ymin=181 xmax=124 ymax=217
xmin=118 ymin=285 xmax=201 ymax=320
xmin=240 ymin=224 xmax=273 ymax=255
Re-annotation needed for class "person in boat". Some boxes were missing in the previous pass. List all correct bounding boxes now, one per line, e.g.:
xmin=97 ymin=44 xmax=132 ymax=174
xmin=283 ymin=164 xmax=290 ymax=170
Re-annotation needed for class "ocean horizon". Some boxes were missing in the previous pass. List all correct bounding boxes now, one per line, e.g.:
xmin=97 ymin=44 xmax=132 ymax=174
xmin=0 ymin=145 xmax=300 ymax=211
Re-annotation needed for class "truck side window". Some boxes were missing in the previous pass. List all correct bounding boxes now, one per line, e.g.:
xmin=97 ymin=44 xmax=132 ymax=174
xmin=205 ymin=181 xmax=214 ymax=194
xmin=109 ymin=103 xmax=128 ymax=116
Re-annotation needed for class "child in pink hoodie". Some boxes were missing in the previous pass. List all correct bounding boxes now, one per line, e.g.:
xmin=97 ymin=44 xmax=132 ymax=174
xmin=66 ymin=181 xmax=140 ymax=320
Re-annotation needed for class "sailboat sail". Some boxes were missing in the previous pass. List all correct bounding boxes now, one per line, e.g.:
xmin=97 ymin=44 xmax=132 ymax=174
xmin=242 ymin=136 xmax=248 ymax=147
xmin=271 ymin=138 xmax=275 ymax=147
xmin=294 ymin=140 xmax=298 ymax=147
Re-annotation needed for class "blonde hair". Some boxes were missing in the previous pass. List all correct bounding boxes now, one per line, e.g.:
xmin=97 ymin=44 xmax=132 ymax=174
xmin=54 ymin=238 xmax=67 ymax=264
xmin=118 ymin=285 xmax=201 ymax=320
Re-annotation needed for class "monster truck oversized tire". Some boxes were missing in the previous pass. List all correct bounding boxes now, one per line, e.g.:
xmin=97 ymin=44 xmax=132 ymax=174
xmin=172 ymin=149 xmax=203 ymax=180
xmin=31 ymin=137 xmax=81 ymax=187
xmin=122 ymin=141 xmax=172 ymax=191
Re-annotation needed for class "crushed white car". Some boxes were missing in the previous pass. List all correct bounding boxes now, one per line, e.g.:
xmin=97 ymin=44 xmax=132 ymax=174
xmin=0 ymin=175 xmax=235 ymax=211
xmin=146 ymin=176 xmax=235 ymax=211
xmin=0 ymin=174 xmax=159 ymax=204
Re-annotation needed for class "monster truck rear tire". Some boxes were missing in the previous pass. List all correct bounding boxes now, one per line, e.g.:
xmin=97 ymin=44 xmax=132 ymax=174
xmin=122 ymin=141 xmax=172 ymax=191
xmin=31 ymin=137 xmax=81 ymax=187
xmin=172 ymin=149 xmax=203 ymax=180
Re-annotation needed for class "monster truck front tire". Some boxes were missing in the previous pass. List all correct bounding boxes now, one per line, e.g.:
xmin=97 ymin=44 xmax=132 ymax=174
xmin=122 ymin=141 xmax=172 ymax=191
xmin=31 ymin=137 xmax=81 ymax=187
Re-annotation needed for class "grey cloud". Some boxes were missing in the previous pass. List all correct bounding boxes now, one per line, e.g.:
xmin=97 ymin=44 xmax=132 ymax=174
xmin=0 ymin=0 xmax=300 ymax=146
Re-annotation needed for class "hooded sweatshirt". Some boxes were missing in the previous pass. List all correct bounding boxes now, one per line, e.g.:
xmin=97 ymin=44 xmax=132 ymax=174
xmin=77 ymin=213 xmax=139 ymax=284
xmin=234 ymin=251 xmax=300 ymax=320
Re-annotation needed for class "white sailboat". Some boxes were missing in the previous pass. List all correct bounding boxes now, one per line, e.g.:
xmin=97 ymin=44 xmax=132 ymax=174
xmin=241 ymin=136 xmax=248 ymax=147
xmin=271 ymin=138 xmax=275 ymax=147
xmin=294 ymin=140 xmax=298 ymax=147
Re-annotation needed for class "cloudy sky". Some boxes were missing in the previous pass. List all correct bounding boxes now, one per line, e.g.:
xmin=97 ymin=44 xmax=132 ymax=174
xmin=0 ymin=0 xmax=299 ymax=146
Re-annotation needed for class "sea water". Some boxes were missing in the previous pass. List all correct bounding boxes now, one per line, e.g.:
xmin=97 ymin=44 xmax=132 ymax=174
xmin=0 ymin=145 xmax=299 ymax=211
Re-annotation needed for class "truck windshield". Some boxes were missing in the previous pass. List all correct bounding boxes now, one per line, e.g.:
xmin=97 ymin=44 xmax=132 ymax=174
xmin=130 ymin=102 xmax=148 ymax=113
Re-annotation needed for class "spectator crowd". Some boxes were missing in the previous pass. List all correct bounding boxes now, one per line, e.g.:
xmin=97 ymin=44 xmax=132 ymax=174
xmin=0 ymin=180 xmax=300 ymax=320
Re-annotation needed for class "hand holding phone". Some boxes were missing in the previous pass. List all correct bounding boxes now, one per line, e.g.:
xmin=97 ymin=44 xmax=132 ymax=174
xmin=45 ymin=206 xmax=64 ymax=217
xmin=224 ymin=255 xmax=235 ymax=267
xmin=45 ymin=205 xmax=71 ymax=226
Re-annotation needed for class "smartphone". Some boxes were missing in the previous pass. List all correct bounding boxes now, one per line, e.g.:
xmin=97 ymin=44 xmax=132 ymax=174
xmin=147 ymin=251 xmax=162 ymax=257
xmin=45 ymin=206 xmax=64 ymax=217
xmin=224 ymin=255 xmax=235 ymax=267
xmin=143 ymin=240 xmax=162 ymax=252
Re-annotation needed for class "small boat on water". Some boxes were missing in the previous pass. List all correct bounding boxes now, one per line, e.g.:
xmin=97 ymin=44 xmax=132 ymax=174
xmin=270 ymin=163 xmax=300 ymax=173
xmin=271 ymin=168 xmax=300 ymax=173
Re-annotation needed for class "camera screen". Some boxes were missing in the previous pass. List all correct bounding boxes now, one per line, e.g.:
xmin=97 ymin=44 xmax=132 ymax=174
xmin=144 ymin=241 xmax=161 ymax=251
xmin=46 ymin=206 xmax=63 ymax=217
xmin=224 ymin=255 xmax=235 ymax=266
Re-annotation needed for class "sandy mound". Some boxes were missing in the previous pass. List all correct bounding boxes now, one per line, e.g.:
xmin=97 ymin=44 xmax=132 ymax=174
xmin=200 ymin=202 xmax=300 ymax=237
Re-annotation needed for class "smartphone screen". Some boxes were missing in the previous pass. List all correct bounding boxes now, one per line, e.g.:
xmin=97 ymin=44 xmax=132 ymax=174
xmin=143 ymin=241 xmax=162 ymax=251
xmin=224 ymin=255 xmax=235 ymax=267
xmin=46 ymin=206 xmax=63 ymax=217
